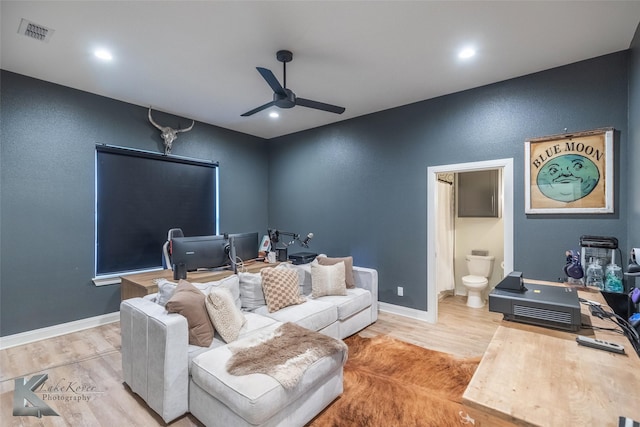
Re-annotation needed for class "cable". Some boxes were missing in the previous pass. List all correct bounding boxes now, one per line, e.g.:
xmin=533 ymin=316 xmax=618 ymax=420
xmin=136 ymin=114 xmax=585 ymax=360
xmin=602 ymin=306 xmax=640 ymax=357
xmin=580 ymin=324 xmax=624 ymax=334
xmin=580 ymin=298 xmax=640 ymax=356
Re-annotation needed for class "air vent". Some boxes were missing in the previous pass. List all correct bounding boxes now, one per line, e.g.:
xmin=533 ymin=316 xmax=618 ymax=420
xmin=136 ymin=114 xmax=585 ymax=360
xmin=18 ymin=18 xmax=54 ymax=43
xmin=513 ymin=304 xmax=572 ymax=325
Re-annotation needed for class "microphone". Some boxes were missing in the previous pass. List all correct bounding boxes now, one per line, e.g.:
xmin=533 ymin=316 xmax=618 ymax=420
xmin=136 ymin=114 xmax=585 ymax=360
xmin=302 ymin=233 xmax=314 ymax=247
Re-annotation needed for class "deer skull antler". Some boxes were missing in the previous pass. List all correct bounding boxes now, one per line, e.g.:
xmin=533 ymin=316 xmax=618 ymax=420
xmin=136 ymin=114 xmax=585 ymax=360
xmin=148 ymin=107 xmax=195 ymax=155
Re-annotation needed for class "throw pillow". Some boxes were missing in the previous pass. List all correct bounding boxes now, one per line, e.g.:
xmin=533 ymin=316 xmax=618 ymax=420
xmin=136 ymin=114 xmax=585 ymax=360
xmin=165 ymin=279 xmax=214 ymax=347
xmin=206 ymin=275 xmax=242 ymax=309
xmin=155 ymin=278 xmax=211 ymax=306
xmin=205 ymin=287 xmax=246 ymax=343
xmin=316 ymin=256 xmax=356 ymax=288
xmin=238 ymin=272 xmax=267 ymax=310
xmin=278 ymin=262 xmax=313 ymax=296
xmin=260 ymin=267 xmax=306 ymax=313
xmin=311 ymin=260 xmax=347 ymax=298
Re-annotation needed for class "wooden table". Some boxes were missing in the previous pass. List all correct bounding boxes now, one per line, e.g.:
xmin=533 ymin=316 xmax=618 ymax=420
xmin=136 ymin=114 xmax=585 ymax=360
xmin=462 ymin=280 xmax=640 ymax=427
xmin=120 ymin=260 xmax=285 ymax=300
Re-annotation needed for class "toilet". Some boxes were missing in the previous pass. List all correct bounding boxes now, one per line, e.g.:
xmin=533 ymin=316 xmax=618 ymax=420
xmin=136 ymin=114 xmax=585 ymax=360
xmin=462 ymin=254 xmax=495 ymax=308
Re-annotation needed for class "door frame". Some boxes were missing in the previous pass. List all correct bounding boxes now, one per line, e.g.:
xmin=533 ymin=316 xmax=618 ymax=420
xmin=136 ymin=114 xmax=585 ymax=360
xmin=426 ymin=158 xmax=514 ymax=323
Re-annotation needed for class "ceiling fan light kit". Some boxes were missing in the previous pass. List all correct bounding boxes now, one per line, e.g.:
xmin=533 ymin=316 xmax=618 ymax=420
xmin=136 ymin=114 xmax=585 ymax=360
xmin=242 ymin=50 xmax=345 ymax=117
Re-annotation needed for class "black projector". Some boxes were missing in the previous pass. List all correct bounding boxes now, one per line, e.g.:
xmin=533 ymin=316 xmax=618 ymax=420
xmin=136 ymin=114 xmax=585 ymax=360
xmin=288 ymin=252 xmax=318 ymax=265
xmin=489 ymin=282 xmax=582 ymax=332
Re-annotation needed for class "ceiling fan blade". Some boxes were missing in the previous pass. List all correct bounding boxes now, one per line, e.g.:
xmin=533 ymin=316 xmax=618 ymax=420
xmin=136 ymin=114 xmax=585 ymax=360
xmin=257 ymin=67 xmax=286 ymax=95
xmin=241 ymin=100 xmax=276 ymax=117
xmin=296 ymin=98 xmax=345 ymax=114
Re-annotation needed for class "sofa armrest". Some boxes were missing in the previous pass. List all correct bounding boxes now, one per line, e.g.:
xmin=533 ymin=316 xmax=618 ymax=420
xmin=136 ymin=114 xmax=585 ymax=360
xmin=120 ymin=297 xmax=189 ymax=423
xmin=353 ymin=266 xmax=378 ymax=322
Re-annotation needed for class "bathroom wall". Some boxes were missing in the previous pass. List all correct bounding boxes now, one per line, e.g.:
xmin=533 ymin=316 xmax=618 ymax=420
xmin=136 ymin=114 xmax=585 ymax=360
xmin=453 ymin=216 xmax=504 ymax=296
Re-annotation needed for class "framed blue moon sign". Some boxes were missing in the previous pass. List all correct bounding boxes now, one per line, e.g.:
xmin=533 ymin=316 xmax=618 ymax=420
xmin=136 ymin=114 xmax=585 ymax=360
xmin=525 ymin=128 xmax=613 ymax=214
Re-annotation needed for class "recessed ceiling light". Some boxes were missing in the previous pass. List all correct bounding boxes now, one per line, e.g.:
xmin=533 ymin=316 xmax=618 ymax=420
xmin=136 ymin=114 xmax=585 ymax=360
xmin=458 ymin=47 xmax=476 ymax=60
xmin=269 ymin=111 xmax=279 ymax=119
xmin=94 ymin=49 xmax=113 ymax=61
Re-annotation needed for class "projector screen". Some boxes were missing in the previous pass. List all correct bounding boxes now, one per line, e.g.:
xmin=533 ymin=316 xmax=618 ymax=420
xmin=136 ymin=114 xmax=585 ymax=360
xmin=95 ymin=145 xmax=218 ymax=276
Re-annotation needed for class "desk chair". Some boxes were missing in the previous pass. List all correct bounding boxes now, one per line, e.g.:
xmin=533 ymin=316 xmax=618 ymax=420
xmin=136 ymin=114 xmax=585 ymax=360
xmin=162 ymin=228 xmax=184 ymax=269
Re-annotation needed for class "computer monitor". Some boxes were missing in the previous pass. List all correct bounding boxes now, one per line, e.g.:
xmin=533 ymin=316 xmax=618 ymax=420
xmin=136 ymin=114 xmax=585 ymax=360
xmin=228 ymin=232 xmax=259 ymax=264
xmin=171 ymin=235 xmax=229 ymax=272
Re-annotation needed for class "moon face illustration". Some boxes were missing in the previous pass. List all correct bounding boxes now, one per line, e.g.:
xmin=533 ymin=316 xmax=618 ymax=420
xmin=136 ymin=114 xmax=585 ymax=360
xmin=536 ymin=154 xmax=599 ymax=202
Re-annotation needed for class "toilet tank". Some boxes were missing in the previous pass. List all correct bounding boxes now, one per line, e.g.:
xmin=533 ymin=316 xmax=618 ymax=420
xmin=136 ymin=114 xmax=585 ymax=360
xmin=466 ymin=255 xmax=495 ymax=277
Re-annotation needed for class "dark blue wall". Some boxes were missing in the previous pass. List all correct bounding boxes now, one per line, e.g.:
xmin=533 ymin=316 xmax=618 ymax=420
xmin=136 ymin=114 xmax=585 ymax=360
xmin=0 ymin=71 xmax=268 ymax=336
xmin=1 ymin=45 xmax=636 ymax=335
xmin=268 ymin=52 xmax=631 ymax=311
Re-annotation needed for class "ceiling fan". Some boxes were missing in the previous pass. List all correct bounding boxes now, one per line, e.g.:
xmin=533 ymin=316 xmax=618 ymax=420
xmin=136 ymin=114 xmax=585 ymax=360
xmin=241 ymin=50 xmax=345 ymax=117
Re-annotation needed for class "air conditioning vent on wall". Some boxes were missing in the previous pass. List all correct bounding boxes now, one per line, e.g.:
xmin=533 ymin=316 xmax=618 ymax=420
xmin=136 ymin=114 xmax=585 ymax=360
xmin=18 ymin=18 xmax=54 ymax=43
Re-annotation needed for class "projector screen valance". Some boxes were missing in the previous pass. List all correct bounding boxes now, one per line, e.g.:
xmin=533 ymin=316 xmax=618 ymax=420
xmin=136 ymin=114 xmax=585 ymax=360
xmin=95 ymin=145 xmax=219 ymax=276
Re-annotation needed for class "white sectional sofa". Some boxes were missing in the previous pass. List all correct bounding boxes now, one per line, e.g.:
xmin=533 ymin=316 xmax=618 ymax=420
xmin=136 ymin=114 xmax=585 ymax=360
xmin=120 ymin=261 xmax=378 ymax=426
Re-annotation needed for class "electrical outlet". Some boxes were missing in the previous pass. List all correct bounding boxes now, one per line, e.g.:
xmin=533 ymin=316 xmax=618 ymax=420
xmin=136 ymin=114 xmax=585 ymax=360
xmin=397 ymin=286 xmax=404 ymax=297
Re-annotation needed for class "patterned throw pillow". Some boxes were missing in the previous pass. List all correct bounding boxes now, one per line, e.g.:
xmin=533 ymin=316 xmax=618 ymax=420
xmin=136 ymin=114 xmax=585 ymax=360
xmin=316 ymin=255 xmax=356 ymax=288
xmin=205 ymin=287 xmax=246 ymax=343
xmin=311 ymin=260 xmax=347 ymax=298
xmin=261 ymin=268 xmax=306 ymax=313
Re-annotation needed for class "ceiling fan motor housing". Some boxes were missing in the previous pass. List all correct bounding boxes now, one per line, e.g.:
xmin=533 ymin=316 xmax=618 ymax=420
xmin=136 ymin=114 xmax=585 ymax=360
xmin=274 ymin=88 xmax=296 ymax=108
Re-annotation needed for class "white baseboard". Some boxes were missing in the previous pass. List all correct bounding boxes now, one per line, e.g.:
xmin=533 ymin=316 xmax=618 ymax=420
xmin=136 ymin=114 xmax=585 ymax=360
xmin=0 ymin=312 xmax=120 ymax=350
xmin=378 ymin=302 xmax=436 ymax=324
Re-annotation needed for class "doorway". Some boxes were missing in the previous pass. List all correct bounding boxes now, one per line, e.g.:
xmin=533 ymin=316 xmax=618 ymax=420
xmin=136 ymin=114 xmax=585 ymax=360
xmin=426 ymin=159 xmax=514 ymax=323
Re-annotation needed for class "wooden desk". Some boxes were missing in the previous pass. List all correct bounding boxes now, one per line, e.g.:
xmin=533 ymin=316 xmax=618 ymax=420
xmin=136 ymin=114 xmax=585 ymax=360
xmin=463 ymin=280 xmax=640 ymax=427
xmin=120 ymin=261 xmax=285 ymax=300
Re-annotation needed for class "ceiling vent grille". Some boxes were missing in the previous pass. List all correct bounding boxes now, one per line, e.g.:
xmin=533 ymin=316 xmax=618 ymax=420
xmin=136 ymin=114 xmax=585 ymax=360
xmin=18 ymin=18 xmax=54 ymax=43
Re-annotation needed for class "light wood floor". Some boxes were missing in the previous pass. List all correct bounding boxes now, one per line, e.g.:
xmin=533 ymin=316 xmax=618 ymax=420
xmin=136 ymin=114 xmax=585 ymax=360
xmin=0 ymin=295 xmax=502 ymax=426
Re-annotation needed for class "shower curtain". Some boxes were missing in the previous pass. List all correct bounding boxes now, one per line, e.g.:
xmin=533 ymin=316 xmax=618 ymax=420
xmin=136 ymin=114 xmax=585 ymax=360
xmin=436 ymin=179 xmax=455 ymax=294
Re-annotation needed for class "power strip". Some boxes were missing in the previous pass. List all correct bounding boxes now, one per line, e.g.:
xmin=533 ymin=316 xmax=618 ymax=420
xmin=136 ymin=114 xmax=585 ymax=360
xmin=576 ymin=335 xmax=625 ymax=354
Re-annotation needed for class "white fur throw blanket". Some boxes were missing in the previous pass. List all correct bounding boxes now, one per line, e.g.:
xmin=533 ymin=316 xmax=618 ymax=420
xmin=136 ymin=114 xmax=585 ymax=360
xmin=226 ymin=322 xmax=347 ymax=389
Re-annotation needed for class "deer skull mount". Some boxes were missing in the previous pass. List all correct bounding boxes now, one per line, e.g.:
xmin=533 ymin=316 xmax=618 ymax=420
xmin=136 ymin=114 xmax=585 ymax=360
xmin=148 ymin=108 xmax=194 ymax=155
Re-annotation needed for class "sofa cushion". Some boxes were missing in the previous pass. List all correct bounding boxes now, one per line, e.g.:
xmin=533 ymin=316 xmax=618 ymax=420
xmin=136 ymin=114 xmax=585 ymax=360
xmin=166 ymin=280 xmax=214 ymax=347
xmin=156 ymin=278 xmax=210 ymax=306
xmin=260 ymin=268 xmax=306 ymax=313
xmin=253 ymin=299 xmax=337 ymax=332
xmin=315 ymin=287 xmax=372 ymax=321
xmin=311 ymin=261 xmax=347 ymax=298
xmin=156 ymin=275 xmax=241 ymax=308
xmin=188 ymin=313 xmax=279 ymax=364
xmin=205 ymin=287 xmax=246 ymax=343
xmin=190 ymin=322 xmax=346 ymax=425
xmin=316 ymin=255 xmax=355 ymax=289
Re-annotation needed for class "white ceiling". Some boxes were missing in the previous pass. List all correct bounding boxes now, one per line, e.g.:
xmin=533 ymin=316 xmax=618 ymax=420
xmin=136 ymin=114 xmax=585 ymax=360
xmin=2 ymin=1 xmax=639 ymax=139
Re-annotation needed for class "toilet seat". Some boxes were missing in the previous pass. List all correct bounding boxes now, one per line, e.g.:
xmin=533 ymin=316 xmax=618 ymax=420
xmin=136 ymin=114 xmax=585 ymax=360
xmin=462 ymin=275 xmax=488 ymax=287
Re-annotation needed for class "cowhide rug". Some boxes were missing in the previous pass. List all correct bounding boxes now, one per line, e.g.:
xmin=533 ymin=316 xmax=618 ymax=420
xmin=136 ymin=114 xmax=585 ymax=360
xmin=307 ymin=334 xmax=481 ymax=427
xmin=226 ymin=322 xmax=347 ymax=390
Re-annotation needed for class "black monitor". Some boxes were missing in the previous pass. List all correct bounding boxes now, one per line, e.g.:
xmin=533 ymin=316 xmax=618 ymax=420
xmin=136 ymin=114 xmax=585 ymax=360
xmin=171 ymin=235 xmax=229 ymax=272
xmin=228 ymin=232 xmax=259 ymax=263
